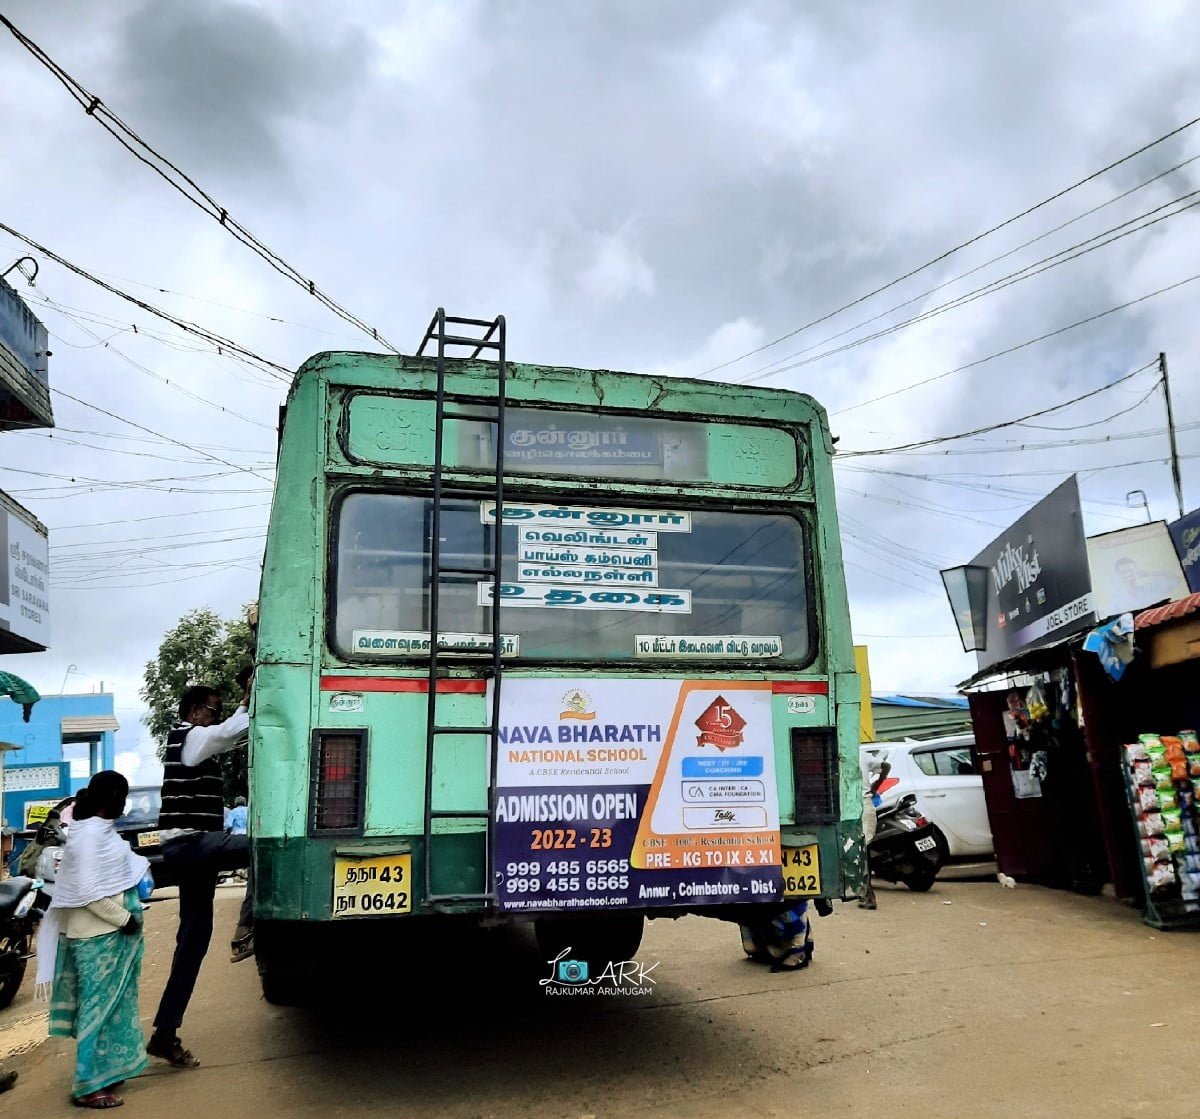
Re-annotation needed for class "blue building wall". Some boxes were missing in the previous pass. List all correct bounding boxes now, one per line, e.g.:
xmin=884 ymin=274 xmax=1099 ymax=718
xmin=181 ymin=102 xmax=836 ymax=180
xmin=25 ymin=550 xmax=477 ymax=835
xmin=0 ymin=693 xmax=117 ymax=831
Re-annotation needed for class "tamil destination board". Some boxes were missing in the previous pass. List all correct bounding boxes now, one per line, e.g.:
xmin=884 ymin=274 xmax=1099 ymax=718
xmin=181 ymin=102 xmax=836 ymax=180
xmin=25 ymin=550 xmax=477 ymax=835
xmin=502 ymin=412 xmax=664 ymax=468
xmin=490 ymin=678 xmax=784 ymax=913
xmin=971 ymin=475 xmax=1096 ymax=671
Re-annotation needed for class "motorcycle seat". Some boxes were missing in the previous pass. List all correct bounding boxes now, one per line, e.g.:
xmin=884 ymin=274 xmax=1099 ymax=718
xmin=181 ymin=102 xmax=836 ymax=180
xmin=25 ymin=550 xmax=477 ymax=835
xmin=0 ymin=876 xmax=35 ymax=916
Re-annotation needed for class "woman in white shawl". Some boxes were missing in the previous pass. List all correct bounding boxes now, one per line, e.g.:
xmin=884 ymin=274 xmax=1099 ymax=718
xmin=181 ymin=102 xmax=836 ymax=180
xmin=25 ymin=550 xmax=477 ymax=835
xmin=36 ymin=770 xmax=150 ymax=1109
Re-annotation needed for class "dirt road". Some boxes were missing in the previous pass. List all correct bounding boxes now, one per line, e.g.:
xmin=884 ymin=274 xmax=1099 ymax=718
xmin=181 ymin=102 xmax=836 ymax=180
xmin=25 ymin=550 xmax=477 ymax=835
xmin=3 ymin=876 xmax=1198 ymax=1117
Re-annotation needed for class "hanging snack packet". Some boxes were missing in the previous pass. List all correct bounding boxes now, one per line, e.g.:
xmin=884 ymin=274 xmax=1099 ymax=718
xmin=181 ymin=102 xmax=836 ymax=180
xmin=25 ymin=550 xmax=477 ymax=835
xmin=1137 ymin=786 xmax=1160 ymax=812
xmin=1148 ymin=836 xmax=1171 ymax=861
xmin=1148 ymin=862 xmax=1177 ymax=894
xmin=1126 ymin=742 xmax=1150 ymax=763
xmin=1163 ymin=736 xmax=1185 ymax=762
xmin=1179 ymin=729 xmax=1198 ymax=748
xmin=1132 ymin=760 xmax=1154 ymax=786
xmin=1139 ymin=812 xmax=1166 ymax=837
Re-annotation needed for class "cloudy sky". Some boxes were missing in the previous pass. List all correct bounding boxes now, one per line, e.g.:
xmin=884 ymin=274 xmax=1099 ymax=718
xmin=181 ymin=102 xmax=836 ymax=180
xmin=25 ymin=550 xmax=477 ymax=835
xmin=1 ymin=0 xmax=1198 ymax=780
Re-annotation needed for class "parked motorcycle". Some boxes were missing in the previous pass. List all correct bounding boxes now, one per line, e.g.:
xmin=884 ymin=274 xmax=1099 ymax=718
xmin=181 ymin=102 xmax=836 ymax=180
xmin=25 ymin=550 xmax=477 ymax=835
xmin=0 ymin=874 xmax=44 ymax=1009
xmin=869 ymin=793 xmax=943 ymax=892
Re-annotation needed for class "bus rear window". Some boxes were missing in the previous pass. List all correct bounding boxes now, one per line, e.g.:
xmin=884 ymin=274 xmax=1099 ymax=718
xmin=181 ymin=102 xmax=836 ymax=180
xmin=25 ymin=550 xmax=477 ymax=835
xmin=332 ymin=494 xmax=811 ymax=664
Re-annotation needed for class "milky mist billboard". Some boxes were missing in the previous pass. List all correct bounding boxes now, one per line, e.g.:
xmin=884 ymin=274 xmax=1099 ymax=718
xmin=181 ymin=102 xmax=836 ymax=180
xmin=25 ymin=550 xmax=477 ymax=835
xmin=971 ymin=476 xmax=1097 ymax=672
xmin=1168 ymin=509 xmax=1200 ymax=594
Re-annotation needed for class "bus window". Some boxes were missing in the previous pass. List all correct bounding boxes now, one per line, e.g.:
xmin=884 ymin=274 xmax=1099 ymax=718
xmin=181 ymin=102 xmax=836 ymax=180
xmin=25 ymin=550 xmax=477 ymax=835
xmin=332 ymin=493 xmax=812 ymax=663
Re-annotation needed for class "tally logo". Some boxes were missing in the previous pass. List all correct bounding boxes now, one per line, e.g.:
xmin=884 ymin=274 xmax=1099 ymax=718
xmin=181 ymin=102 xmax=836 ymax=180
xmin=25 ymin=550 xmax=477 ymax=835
xmin=695 ymin=696 xmax=746 ymax=751
xmin=560 ymin=688 xmax=596 ymax=721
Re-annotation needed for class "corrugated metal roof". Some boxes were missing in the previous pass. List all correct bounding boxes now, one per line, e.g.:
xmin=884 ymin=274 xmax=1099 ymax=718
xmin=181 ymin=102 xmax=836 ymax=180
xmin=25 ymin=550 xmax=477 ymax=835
xmin=873 ymin=693 xmax=970 ymax=709
xmin=61 ymin=714 xmax=120 ymax=734
xmin=1134 ymin=591 xmax=1200 ymax=631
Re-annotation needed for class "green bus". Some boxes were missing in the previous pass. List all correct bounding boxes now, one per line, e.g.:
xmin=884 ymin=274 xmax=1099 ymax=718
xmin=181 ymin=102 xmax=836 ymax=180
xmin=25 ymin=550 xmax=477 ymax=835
xmin=249 ymin=310 xmax=863 ymax=1003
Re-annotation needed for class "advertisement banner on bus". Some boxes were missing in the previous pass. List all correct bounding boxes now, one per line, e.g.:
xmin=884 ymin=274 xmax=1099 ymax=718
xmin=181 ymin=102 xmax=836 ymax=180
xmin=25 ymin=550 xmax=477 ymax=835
xmin=491 ymin=678 xmax=784 ymax=912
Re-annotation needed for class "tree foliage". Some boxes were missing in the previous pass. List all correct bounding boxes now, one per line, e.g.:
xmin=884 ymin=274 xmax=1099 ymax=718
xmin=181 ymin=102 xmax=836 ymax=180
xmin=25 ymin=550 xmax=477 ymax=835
xmin=141 ymin=605 xmax=255 ymax=799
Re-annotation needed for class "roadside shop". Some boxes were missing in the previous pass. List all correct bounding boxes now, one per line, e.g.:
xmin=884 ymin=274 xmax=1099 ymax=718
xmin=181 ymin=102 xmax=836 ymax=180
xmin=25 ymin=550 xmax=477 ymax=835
xmin=941 ymin=481 xmax=1196 ymax=903
xmin=1090 ymin=593 xmax=1200 ymax=929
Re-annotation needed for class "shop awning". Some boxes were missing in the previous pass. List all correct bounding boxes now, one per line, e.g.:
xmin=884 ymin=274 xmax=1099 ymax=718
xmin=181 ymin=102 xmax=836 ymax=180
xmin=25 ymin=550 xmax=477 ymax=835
xmin=1134 ymin=591 xmax=1200 ymax=631
xmin=955 ymin=630 xmax=1087 ymax=693
xmin=61 ymin=714 xmax=120 ymax=735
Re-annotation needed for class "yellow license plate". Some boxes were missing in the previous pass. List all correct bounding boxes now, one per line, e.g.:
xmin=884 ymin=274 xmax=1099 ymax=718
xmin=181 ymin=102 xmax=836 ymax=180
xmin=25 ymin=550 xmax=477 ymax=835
xmin=781 ymin=844 xmax=821 ymax=897
xmin=332 ymin=853 xmax=412 ymax=919
xmin=138 ymin=830 xmax=161 ymax=848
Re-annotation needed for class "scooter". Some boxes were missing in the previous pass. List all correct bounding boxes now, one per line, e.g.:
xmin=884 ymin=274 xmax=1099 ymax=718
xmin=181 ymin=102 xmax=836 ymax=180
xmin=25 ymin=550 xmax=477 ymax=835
xmin=869 ymin=793 xmax=943 ymax=892
xmin=0 ymin=874 xmax=44 ymax=1009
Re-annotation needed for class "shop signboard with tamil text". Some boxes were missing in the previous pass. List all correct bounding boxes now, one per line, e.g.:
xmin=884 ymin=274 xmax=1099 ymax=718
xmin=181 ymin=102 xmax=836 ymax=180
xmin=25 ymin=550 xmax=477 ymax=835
xmin=0 ymin=495 xmax=50 ymax=653
xmin=971 ymin=476 xmax=1096 ymax=671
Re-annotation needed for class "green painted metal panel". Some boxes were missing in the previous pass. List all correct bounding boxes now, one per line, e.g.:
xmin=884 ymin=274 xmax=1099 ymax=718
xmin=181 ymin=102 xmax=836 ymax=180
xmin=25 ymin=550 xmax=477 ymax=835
xmin=345 ymin=391 xmax=801 ymax=490
xmin=358 ymin=692 xmax=489 ymax=835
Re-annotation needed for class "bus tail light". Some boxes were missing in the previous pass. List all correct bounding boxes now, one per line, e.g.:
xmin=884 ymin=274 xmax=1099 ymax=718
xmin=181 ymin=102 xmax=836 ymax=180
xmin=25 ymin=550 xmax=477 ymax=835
xmin=311 ymin=730 xmax=366 ymax=833
xmin=790 ymin=728 xmax=839 ymax=826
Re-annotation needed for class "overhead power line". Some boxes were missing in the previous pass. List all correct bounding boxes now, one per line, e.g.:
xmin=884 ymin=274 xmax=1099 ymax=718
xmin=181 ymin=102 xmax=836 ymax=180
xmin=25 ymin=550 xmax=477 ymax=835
xmin=36 ymin=289 xmax=277 ymax=430
xmin=837 ymin=360 xmax=1157 ymax=456
xmin=738 ymin=185 xmax=1200 ymax=385
xmin=0 ymin=13 xmax=401 ymax=355
xmin=0 ymin=222 xmax=291 ymax=380
xmin=50 ymin=386 xmax=274 ymax=483
xmin=696 ymin=113 xmax=1200 ymax=376
xmin=830 ymin=269 xmax=1200 ymax=416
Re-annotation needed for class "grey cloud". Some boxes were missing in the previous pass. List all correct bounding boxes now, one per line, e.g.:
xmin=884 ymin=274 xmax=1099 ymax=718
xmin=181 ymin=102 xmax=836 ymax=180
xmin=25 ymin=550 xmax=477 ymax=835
xmin=109 ymin=0 xmax=374 ymax=187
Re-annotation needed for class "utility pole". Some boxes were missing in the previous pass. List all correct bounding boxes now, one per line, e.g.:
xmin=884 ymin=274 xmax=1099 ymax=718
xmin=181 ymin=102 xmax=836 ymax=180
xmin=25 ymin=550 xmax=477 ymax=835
xmin=1160 ymin=352 xmax=1185 ymax=519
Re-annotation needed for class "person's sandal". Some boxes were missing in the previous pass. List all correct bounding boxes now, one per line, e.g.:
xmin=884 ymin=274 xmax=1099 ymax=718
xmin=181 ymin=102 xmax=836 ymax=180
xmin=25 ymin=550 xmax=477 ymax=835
xmin=72 ymin=1090 xmax=124 ymax=1108
xmin=146 ymin=1034 xmax=200 ymax=1069
xmin=230 ymin=928 xmax=255 ymax=964
xmin=770 ymin=948 xmax=810 ymax=974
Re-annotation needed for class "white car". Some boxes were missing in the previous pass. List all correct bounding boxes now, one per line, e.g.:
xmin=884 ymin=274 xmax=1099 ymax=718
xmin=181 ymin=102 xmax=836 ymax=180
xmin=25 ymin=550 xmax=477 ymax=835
xmin=861 ymin=735 xmax=994 ymax=861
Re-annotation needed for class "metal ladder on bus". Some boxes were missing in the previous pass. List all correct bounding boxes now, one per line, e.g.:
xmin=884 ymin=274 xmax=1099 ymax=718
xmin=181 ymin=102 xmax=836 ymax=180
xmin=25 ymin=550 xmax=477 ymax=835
xmin=415 ymin=308 xmax=507 ymax=908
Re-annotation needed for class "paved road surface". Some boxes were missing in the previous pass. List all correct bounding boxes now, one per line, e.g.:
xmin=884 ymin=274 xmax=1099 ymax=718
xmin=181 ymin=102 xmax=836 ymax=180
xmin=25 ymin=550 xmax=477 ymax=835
xmin=3 ymin=876 xmax=1198 ymax=1117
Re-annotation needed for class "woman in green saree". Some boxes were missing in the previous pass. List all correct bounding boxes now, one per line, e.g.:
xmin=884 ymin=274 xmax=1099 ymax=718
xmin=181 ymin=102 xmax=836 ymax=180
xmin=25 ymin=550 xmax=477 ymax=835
xmin=36 ymin=771 xmax=150 ymax=1109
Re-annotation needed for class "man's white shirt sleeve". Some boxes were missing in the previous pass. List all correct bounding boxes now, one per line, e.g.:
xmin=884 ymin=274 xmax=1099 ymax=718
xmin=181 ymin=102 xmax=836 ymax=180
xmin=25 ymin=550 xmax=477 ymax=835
xmin=181 ymin=706 xmax=250 ymax=767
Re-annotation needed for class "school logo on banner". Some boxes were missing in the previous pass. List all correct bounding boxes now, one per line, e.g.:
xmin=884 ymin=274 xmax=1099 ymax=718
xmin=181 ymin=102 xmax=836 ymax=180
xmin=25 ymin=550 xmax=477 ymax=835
xmin=694 ymin=696 xmax=746 ymax=751
xmin=560 ymin=689 xmax=596 ymax=721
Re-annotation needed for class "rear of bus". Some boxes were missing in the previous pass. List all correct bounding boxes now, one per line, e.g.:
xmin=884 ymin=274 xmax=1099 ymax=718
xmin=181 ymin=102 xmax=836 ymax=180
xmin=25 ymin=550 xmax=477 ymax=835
xmin=249 ymin=351 xmax=863 ymax=1002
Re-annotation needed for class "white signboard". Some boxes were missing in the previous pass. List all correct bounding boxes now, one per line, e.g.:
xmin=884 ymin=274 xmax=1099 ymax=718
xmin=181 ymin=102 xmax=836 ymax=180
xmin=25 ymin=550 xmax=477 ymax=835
xmin=1087 ymin=522 xmax=1190 ymax=617
xmin=3 ymin=764 xmax=60 ymax=792
xmin=517 ymin=563 xmax=658 ymax=587
xmin=634 ymin=635 xmax=783 ymax=660
xmin=480 ymin=501 xmax=692 ymax=533
xmin=0 ymin=509 xmax=50 ymax=649
xmin=352 ymin=630 xmax=519 ymax=655
xmin=478 ymin=582 xmax=692 ymax=613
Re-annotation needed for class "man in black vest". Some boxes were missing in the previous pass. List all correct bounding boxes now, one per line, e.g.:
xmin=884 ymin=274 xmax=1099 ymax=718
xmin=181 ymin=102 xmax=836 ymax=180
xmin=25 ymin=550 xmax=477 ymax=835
xmin=147 ymin=680 xmax=254 ymax=1069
